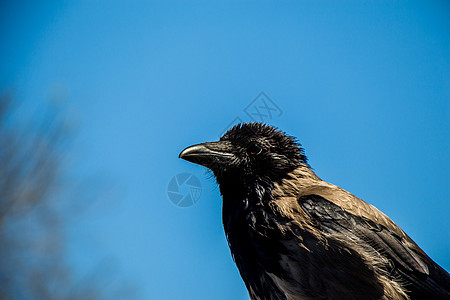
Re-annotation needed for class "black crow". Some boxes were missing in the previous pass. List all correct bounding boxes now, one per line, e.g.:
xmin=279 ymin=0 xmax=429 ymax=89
xmin=179 ymin=122 xmax=450 ymax=300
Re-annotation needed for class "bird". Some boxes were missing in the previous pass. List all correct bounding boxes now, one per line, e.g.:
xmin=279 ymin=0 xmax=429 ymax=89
xmin=179 ymin=122 xmax=450 ymax=300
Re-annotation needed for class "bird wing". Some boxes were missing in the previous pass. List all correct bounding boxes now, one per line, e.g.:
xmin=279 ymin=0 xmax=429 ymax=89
xmin=297 ymin=185 xmax=407 ymax=240
xmin=297 ymin=193 xmax=450 ymax=298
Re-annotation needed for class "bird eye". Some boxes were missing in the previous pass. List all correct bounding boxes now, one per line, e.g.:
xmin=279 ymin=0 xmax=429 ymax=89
xmin=247 ymin=143 xmax=262 ymax=155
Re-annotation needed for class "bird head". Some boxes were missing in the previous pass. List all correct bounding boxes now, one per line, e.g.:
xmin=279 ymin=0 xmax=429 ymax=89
xmin=179 ymin=123 xmax=308 ymax=187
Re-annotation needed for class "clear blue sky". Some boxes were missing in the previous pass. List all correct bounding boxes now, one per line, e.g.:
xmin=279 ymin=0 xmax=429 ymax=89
xmin=1 ymin=1 xmax=449 ymax=299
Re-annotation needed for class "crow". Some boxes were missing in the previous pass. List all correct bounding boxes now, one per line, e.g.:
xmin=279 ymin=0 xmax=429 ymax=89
xmin=179 ymin=122 xmax=450 ymax=300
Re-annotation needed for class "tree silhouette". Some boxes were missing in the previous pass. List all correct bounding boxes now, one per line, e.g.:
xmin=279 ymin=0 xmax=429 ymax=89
xmin=0 ymin=94 xmax=134 ymax=300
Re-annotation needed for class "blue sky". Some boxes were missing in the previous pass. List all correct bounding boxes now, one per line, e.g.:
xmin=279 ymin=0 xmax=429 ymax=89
xmin=1 ymin=1 xmax=449 ymax=299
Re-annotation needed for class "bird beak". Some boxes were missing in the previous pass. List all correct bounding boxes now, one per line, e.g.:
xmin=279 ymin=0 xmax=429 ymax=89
xmin=179 ymin=141 xmax=234 ymax=170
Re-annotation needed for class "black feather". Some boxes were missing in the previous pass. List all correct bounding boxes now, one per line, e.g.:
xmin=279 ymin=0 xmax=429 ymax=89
xmin=179 ymin=122 xmax=450 ymax=300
